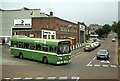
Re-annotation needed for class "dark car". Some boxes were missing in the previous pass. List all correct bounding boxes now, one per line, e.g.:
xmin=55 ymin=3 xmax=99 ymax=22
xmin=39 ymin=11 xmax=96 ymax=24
xmin=97 ymin=49 xmax=109 ymax=60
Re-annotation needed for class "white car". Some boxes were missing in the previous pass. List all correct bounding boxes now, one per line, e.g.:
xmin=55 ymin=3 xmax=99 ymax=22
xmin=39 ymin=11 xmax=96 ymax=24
xmin=92 ymin=42 xmax=98 ymax=48
xmin=94 ymin=41 xmax=101 ymax=47
xmin=90 ymin=43 xmax=96 ymax=49
xmin=84 ymin=43 xmax=93 ymax=51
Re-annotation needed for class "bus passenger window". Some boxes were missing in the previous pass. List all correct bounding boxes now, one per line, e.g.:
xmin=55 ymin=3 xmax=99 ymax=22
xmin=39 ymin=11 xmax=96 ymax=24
xmin=12 ymin=41 xmax=17 ymax=47
xmin=24 ymin=43 xmax=29 ymax=49
xmin=11 ymin=41 xmax=13 ymax=47
xmin=19 ymin=42 xmax=24 ymax=48
xmin=42 ymin=45 xmax=48 ymax=52
xmin=49 ymin=46 xmax=56 ymax=53
xmin=36 ymin=44 xmax=42 ymax=51
xmin=29 ymin=44 xmax=34 ymax=50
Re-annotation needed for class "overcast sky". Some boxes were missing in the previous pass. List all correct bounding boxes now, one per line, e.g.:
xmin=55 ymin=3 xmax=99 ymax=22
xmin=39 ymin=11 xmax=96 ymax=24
xmin=0 ymin=0 xmax=119 ymax=26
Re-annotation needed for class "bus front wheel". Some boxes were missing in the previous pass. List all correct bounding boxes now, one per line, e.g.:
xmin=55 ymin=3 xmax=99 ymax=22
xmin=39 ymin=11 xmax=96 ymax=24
xmin=43 ymin=57 xmax=48 ymax=64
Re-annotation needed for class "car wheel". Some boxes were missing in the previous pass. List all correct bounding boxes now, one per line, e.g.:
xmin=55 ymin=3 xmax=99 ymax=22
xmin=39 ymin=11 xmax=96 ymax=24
xmin=97 ymin=57 xmax=99 ymax=60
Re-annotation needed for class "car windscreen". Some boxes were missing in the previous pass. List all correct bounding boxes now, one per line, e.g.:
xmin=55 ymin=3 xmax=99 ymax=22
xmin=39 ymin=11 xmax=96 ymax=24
xmin=98 ymin=50 xmax=107 ymax=55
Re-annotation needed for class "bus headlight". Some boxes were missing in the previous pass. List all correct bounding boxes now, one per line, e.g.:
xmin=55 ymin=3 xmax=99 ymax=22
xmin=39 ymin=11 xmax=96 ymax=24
xmin=58 ymin=57 xmax=62 ymax=60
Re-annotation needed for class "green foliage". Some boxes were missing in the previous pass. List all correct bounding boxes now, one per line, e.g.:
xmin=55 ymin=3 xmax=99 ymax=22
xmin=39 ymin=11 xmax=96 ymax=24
xmin=117 ymin=21 xmax=120 ymax=39
xmin=102 ymin=24 xmax=111 ymax=35
xmin=112 ymin=21 xmax=120 ymax=39
xmin=112 ymin=21 xmax=117 ymax=33
xmin=95 ymin=24 xmax=111 ymax=38
xmin=95 ymin=28 xmax=103 ymax=38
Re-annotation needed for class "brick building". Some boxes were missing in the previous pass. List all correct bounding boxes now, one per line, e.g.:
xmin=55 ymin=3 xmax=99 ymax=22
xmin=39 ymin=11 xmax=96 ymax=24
xmin=34 ymin=17 xmax=80 ymax=42
xmin=14 ymin=12 xmax=86 ymax=44
xmin=15 ymin=16 xmax=80 ymax=43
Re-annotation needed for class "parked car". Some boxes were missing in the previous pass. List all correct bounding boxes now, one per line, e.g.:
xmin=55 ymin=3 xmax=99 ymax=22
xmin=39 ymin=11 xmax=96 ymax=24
xmin=97 ymin=49 xmax=109 ymax=60
xmin=94 ymin=41 xmax=101 ymax=47
xmin=112 ymin=38 xmax=115 ymax=42
xmin=92 ymin=42 xmax=98 ymax=48
xmin=90 ymin=43 xmax=96 ymax=49
xmin=84 ymin=43 xmax=93 ymax=51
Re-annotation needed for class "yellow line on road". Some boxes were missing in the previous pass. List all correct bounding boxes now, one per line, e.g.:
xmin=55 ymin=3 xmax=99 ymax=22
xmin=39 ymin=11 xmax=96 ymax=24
xmin=115 ymin=41 xmax=118 ymax=64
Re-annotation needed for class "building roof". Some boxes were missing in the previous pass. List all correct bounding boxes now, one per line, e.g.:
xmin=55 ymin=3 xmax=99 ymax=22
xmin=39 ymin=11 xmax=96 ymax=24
xmin=0 ymin=7 xmax=41 ymax=11
xmin=32 ymin=17 xmax=78 ymax=25
xmin=1 ymin=7 xmax=49 ymax=17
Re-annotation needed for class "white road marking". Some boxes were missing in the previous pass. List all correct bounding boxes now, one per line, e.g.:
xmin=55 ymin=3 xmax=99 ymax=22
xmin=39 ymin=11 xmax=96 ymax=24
xmin=110 ymin=65 xmax=117 ymax=68
xmin=36 ymin=77 xmax=44 ymax=79
xmin=94 ymin=64 xmax=100 ymax=67
xmin=71 ymin=77 xmax=80 ymax=79
xmin=87 ymin=64 xmax=92 ymax=67
xmin=103 ymin=65 xmax=109 ymax=67
xmin=87 ymin=60 xmax=93 ymax=67
xmin=4 ymin=78 xmax=11 ymax=79
xmin=24 ymin=77 xmax=32 ymax=79
xmin=87 ymin=61 xmax=92 ymax=66
xmin=93 ymin=56 xmax=96 ymax=60
xmin=59 ymin=77 xmax=67 ymax=79
xmin=100 ymin=60 xmax=110 ymax=64
xmin=47 ymin=77 xmax=56 ymax=79
xmin=76 ymin=77 xmax=80 ymax=81
xmin=13 ymin=78 xmax=22 ymax=79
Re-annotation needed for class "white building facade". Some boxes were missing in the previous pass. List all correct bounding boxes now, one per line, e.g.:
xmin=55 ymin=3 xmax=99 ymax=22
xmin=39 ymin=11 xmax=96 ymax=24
xmin=0 ymin=7 xmax=48 ymax=44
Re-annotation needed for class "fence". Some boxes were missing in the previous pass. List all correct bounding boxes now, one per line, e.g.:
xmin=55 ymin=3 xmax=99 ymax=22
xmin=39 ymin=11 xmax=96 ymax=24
xmin=71 ymin=43 xmax=85 ymax=50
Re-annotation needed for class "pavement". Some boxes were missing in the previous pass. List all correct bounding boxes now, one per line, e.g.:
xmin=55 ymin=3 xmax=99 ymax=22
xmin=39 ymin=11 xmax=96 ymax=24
xmin=71 ymin=47 xmax=84 ymax=58
xmin=118 ymin=39 xmax=120 ymax=81
xmin=118 ymin=39 xmax=120 ymax=65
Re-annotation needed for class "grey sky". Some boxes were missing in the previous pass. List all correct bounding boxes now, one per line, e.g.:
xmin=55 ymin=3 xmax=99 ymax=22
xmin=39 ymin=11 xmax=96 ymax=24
xmin=1 ymin=0 xmax=119 ymax=25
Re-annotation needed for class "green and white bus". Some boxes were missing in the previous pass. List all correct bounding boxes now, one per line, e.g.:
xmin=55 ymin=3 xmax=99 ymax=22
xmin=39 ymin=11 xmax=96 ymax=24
xmin=10 ymin=35 xmax=71 ymax=64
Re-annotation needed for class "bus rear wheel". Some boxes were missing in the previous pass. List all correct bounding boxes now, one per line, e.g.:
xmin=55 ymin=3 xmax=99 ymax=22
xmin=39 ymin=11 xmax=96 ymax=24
xmin=43 ymin=57 xmax=48 ymax=64
xmin=19 ymin=53 xmax=23 ymax=59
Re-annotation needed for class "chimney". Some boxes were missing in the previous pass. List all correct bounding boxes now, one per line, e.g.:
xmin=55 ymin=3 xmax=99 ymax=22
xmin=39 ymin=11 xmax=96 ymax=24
xmin=50 ymin=11 xmax=53 ymax=17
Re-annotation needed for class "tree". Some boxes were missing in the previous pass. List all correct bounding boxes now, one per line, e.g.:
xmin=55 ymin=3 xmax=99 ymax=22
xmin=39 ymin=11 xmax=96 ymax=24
xmin=112 ymin=21 xmax=120 ymax=39
xmin=112 ymin=21 xmax=117 ymax=33
xmin=112 ymin=21 xmax=120 ymax=47
xmin=95 ymin=28 xmax=103 ymax=38
xmin=102 ymin=24 xmax=111 ymax=38
xmin=116 ymin=21 xmax=120 ymax=39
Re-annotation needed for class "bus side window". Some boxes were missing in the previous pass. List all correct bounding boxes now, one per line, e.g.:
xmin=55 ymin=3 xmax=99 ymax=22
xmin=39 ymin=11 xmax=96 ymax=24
xmin=24 ymin=43 xmax=29 ymax=49
xmin=16 ymin=42 xmax=19 ymax=47
xmin=11 ymin=41 xmax=17 ymax=47
xmin=49 ymin=46 xmax=57 ymax=53
xmin=33 ymin=44 xmax=36 ymax=50
xmin=19 ymin=42 xmax=24 ymax=48
xmin=36 ymin=44 xmax=42 ymax=51
xmin=11 ymin=41 xmax=13 ymax=47
xmin=42 ymin=45 xmax=48 ymax=52
xmin=30 ymin=44 xmax=36 ymax=50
